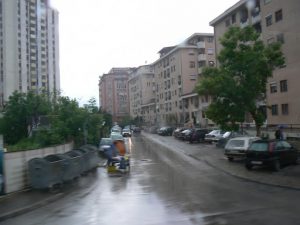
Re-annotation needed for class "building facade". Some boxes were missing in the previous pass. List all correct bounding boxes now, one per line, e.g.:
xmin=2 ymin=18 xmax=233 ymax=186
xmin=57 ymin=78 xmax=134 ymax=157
xmin=152 ymin=33 xmax=216 ymax=127
xmin=99 ymin=67 xmax=135 ymax=123
xmin=128 ymin=65 xmax=155 ymax=125
xmin=210 ymin=0 xmax=300 ymax=126
xmin=0 ymin=0 xmax=60 ymax=108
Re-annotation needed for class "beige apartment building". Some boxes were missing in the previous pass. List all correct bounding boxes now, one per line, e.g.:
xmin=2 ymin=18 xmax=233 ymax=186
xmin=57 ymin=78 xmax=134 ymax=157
xmin=128 ymin=65 xmax=155 ymax=125
xmin=152 ymin=33 xmax=216 ymax=127
xmin=99 ymin=68 xmax=135 ymax=123
xmin=0 ymin=0 xmax=60 ymax=108
xmin=210 ymin=0 xmax=300 ymax=126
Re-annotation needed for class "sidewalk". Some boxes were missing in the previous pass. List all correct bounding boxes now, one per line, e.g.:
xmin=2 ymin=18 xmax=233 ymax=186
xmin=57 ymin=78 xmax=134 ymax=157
xmin=142 ymin=132 xmax=300 ymax=190
xmin=0 ymin=189 xmax=63 ymax=222
xmin=0 ymin=158 xmax=107 ymax=223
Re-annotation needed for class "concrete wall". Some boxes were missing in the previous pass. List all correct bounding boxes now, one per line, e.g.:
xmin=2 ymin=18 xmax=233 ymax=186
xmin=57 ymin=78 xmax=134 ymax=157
xmin=3 ymin=142 xmax=73 ymax=194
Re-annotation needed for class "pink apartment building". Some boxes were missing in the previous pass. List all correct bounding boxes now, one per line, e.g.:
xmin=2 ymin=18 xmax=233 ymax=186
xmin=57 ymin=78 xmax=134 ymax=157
xmin=99 ymin=68 xmax=135 ymax=123
xmin=152 ymin=33 xmax=216 ymax=127
xmin=210 ymin=0 xmax=300 ymax=126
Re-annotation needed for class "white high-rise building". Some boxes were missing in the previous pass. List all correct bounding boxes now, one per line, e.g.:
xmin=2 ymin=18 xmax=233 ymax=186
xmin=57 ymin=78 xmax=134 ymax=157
xmin=0 ymin=0 xmax=60 ymax=108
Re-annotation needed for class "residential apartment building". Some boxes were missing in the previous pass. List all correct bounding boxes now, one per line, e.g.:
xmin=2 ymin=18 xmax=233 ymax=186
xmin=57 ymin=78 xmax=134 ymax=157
xmin=0 ymin=0 xmax=60 ymax=108
xmin=152 ymin=33 xmax=216 ymax=127
xmin=99 ymin=67 xmax=135 ymax=123
xmin=210 ymin=0 xmax=300 ymax=126
xmin=128 ymin=65 xmax=155 ymax=125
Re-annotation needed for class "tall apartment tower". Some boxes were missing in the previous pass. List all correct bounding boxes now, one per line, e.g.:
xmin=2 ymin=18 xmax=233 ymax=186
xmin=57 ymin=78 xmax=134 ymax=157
xmin=128 ymin=65 xmax=155 ymax=125
xmin=210 ymin=0 xmax=300 ymax=126
xmin=152 ymin=33 xmax=216 ymax=127
xmin=0 ymin=0 xmax=60 ymax=108
xmin=99 ymin=67 xmax=135 ymax=123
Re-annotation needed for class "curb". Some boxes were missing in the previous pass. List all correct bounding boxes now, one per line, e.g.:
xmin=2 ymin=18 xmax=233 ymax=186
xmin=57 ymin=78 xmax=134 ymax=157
xmin=0 ymin=192 xmax=63 ymax=222
xmin=201 ymin=156 xmax=300 ymax=191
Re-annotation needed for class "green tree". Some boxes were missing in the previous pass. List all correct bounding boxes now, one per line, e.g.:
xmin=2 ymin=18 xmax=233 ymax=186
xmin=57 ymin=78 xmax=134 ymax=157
xmin=196 ymin=26 xmax=284 ymax=136
xmin=0 ymin=91 xmax=51 ymax=144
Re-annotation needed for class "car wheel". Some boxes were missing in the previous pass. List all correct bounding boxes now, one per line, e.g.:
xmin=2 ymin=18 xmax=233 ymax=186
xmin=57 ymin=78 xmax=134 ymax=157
xmin=228 ymin=157 xmax=234 ymax=162
xmin=245 ymin=163 xmax=253 ymax=170
xmin=273 ymin=160 xmax=281 ymax=171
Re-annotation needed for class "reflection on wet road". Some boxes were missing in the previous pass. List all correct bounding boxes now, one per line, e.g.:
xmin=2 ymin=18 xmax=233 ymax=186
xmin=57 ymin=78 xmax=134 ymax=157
xmin=3 ymin=136 xmax=300 ymax=225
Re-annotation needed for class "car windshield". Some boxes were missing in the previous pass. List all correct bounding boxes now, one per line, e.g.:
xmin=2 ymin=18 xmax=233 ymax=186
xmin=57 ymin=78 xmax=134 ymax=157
xmin=226 ymin=140 xmax=245 ymax=148
xmin=209 ymin=130 xmax=220 ymax=135
xmin=249 ymin=142 xmax=269 ymax=151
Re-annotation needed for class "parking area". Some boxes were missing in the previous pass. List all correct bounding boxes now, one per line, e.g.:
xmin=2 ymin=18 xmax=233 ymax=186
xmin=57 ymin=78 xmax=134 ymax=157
xmin=142 ymin=131 xmax=300 ymax=189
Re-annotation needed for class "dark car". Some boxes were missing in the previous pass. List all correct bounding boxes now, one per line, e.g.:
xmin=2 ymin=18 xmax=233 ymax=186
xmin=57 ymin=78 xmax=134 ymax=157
xmin=178 ymin=128 xmax=193 ymax=141
xmin=245 ymin=140 xmax=298 ymax=171
xmin=158 ymin=127 xmax=174 ymax=136
xmin=189 ymin=128 xmax=211 ymax=143
xmin=173 ymin=128 xmax=186 ymax=139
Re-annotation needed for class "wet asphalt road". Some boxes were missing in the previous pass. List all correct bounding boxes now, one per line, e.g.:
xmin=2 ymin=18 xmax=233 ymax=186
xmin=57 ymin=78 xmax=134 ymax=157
xmin=3 ymin=135 xmax=300 ymax=225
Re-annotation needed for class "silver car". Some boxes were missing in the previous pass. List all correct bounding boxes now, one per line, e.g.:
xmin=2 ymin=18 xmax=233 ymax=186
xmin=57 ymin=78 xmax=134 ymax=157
xmin=224 ymin=136 xmax=261 ymax=161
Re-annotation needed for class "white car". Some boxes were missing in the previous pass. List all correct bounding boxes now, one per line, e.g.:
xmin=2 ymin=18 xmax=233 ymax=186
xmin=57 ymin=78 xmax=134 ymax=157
xmin=224 ymin=136 xmax=261 ymax=161
xmin=122 ymin=128 xmax=132 ymax=137
xmin=204 ymin=130 xmax=226 ymax=143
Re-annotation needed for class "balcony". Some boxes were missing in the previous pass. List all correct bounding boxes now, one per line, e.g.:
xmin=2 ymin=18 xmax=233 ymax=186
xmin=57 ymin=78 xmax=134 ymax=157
xmin=252 ymin=13 xmax=261 ymax=24
xmin=240 ymin=18 xmax=249 ymax=28
xmin=197 ymin=41 xmax=205 ymax=48
xmin=198 ymin=54 xmax=207 ymax=61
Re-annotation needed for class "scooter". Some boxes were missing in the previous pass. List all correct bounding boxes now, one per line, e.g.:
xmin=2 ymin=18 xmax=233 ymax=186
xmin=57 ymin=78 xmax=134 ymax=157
xmin=107 ymin=154 xmax=130 ymax=175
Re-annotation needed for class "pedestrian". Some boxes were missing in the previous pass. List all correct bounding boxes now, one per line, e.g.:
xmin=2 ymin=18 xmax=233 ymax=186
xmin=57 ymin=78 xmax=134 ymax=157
xmin=275 ymin=127 xmax=284 ymax=140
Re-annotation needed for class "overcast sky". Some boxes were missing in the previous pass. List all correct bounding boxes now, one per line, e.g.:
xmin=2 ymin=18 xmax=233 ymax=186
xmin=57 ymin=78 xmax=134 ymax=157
xmin=49 ymin=0 xmax=238 ymax=106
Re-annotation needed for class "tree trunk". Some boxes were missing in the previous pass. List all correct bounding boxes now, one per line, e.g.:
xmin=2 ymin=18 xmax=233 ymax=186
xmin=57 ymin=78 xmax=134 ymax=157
xmin=256 ymin=124 xmax=261 ymax=137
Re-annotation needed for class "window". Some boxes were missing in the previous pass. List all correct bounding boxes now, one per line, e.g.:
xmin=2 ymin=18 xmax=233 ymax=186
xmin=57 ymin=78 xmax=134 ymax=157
xmin=198 ymin=48 xmax=205 ymax=54
xmin=207 ymin=48 xmax=214 ymax=55
xmin=271 ymin=104 xmax=278 ymax=115
xmin=198 ymin=61 xmax=206 ymax=67
xmin=276 ymin=33 xmax=284 ymax=44
xmin=275 ymin=9 xmax=282 ymax=22
xmin=231 ymin=14 xmax=236 ymax=24
xmin=280 ymin=80 xmax=287 ymax=92
xmin=225 ymin=19 xmax=230 ymax=27
xmin=281 ymin=104 xmax=289 ymax=115
xmin=207 ymin=37 xmax=213 ymax=43
xmin=190 ymin=61 xmax=195 ymax=68
xmin=266 ymin=15 xmax=272 ymax=26
xmin=270 ymin=83 xmax=277 ymax=93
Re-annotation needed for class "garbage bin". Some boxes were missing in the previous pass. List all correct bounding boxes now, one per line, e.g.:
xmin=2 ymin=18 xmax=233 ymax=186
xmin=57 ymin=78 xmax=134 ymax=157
xmin=64 ymin=151 xmax=83 ymax=178
xmin=80 ymin=145 xmax=99 ymax=170
xmin=28 ymin=154 xmax=64 ymax=189
xmin=73 ymin=148 xmax=89 ymax=174
xmin=55 ymin=154 xmax=79 ymax=182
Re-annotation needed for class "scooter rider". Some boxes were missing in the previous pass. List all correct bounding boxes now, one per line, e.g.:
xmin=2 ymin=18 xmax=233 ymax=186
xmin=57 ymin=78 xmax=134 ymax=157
xmin=103 ymin=137 xmax=126 ymax=166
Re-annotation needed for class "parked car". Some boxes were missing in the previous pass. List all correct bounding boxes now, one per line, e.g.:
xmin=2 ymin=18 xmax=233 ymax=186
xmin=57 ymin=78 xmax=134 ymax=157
xmin=133 ymin=127 xmax=141 ymax=133
xmin=245 ymin=139 xmax=298 ymax=171
xmin=224 ymin=136 xmax=261 ymax=161
xmin=122 ymin=128 xmax=132 ymax=137
xmin=204 ymin=130 xmax=226 ymax=143
xmin=216 ymin=130 xmax=249 ymax=148
xmin=110 ymin=132 xmax=124 ymax=141
xmin=158 ymin=127 xmax=174 ymax=136
xmin=189 ymin=128 xmax=211 ymax=143
xmin=111 ymin=125 xmax=122 ymax=133
xmin=99 ymin=138 xmax=112 ymax=153
xmin=173 ymin=128 xmax=186 ymax=139
xmin=178 ymin=128 xmax=193 ymax=141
